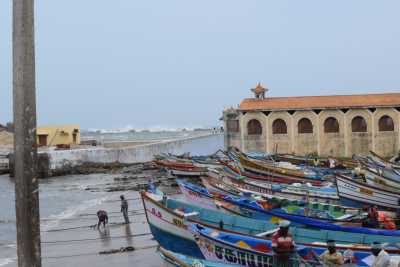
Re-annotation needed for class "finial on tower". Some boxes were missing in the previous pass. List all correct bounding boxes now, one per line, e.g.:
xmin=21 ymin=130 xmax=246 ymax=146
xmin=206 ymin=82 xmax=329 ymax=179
xmin=251 ymin=82 xmax=268 ymax=99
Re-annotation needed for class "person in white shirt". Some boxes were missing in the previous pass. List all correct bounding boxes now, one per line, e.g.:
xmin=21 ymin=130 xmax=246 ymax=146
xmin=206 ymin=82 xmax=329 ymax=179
xmin=371 ymin=242 xmax=390 ymax=267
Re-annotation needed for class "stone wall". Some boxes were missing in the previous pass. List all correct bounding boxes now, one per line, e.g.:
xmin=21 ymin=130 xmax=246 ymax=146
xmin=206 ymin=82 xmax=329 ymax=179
xmin=9 ymin=133 xmax=223 ymax=178
xmin=224 ymin=107 xmax=400 ymax=157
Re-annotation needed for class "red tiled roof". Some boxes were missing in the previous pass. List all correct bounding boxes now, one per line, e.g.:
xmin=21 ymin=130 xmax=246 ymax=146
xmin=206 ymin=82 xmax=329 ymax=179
xmin=239 ymin=93 xmax=400 ymax=111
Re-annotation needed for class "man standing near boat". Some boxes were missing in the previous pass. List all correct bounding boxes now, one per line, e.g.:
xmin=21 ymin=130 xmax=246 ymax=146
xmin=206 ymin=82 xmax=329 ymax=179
xmin=371 ymin=242 xmax=390 ymax=267
xmin=272 ymin=220 xmax=295 ymax=267
xmin=120 ymin=195 xmax=130 ymax=224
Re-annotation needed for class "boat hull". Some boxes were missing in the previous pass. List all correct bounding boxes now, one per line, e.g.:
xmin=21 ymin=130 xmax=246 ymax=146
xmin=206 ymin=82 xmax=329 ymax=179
xmin=142 ymin=192 xmax=204 ymax=258
xmin=206 ymin=172 xmax=339 ymax=204
xmin=336 ymin=174 xmax=400 ymax=210
xmin=190 ymin=224 xmax=382 ymax=267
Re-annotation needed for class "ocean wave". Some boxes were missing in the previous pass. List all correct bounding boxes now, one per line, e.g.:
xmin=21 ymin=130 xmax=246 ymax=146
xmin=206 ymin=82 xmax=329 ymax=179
xmin=0 ymin=257 xmax=16 ymax=267
xmin=0 ymin=219 xmax=15 ymax=224
xmin=85 ymin=125 xmax=211 ymax=134
xmin=41 ymin=196 xmax=110 ymax=231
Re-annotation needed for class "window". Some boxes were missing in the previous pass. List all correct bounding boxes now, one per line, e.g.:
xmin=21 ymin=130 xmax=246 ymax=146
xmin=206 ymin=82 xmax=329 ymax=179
xmin=379 ymin=115 xmax=394 ymax=132
xmin=298 ymin=118 xmax=313 ymax=134
xmin=38 ymin=135 xmax=48 ymax=146
xmin=351 ymin=116 xmax=367 ymax=132
xmin=227 ymin=120 xmax=239 ymax=133
xmin=324 ymin=117 xmax=339 ymax=133
xmin=247 ymin=119 xmax=262 ymax=135
xmin=272 ymin=119 xmax=287 ymax=134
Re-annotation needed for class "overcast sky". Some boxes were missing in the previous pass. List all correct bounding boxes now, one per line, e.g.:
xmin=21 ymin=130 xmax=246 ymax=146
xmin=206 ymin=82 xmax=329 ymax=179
xmin=1 ymin=1 xmax=399 ymax=129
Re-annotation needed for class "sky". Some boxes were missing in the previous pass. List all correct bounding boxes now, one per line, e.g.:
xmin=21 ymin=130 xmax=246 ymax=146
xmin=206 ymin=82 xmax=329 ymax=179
xmin=1 ymin=0 xmax=400 ymax=130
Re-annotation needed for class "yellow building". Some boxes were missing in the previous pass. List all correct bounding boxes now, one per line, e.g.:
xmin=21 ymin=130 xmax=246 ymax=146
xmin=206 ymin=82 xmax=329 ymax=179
xmin=37 ymin=125 xmax=80 ymax=147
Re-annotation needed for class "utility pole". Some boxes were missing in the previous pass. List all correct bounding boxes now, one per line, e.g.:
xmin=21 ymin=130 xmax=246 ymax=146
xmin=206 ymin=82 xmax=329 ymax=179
xmin=13 ymin=0 xmax=42 ymax=266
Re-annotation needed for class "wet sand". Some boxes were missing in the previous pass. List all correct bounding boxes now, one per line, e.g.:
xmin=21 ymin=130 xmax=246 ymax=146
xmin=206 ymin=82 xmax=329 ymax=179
xmin=0 ymin=173 xmax=175 ymax=267
xmin=41 ymin=191 xmax=163 ymax=267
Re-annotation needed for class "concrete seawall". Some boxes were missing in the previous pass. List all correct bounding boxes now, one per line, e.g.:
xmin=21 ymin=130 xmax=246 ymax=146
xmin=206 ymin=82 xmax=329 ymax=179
xmin=10 ymin=133 xmax=223 ymax=177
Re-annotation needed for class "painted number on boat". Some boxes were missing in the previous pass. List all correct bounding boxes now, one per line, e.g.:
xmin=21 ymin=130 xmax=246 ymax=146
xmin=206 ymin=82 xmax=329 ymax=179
xmin=198 ymin=237 xmax=271 ymax=267
xmin=172 ymin=218 xmax=185 ymax=228
xmin=151 ymin=208 xmax=162 ymax=218
xmin=360 ymin=188 xmax=373 ymax=195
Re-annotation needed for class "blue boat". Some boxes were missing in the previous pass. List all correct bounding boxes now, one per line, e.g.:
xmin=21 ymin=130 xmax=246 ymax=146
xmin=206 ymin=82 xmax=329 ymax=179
xmin=159 ymin=246 xmax=237 ymax=267
xmin=143 ymin=188 xmax=400 ymax=261
xmin=190 ymin=223 xmax=391 ymax=267
xmin=179 ymin=180 xmax=400 ymax=239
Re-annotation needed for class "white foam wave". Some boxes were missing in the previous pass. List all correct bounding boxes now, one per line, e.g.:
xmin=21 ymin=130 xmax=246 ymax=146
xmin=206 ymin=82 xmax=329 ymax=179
xmin=41 ymin=196 xmax=110 ymax=231
xmin=85 ymin=124 xmax=212 ymax=134
xmin=0 ymin=257 xmax=16 ymax=267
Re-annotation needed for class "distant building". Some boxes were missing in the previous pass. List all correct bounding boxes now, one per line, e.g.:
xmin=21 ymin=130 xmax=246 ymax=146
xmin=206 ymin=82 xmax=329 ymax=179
xmin=222 ymin=84 xmax=400 ymax=157
xmin=37 ymin=125 xmax=80 ymax=147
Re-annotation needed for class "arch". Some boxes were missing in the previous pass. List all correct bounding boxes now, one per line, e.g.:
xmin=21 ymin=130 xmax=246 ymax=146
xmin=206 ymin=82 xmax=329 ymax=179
xmin=272 ymin=119 xmax=287 ymax=134
xmin=247 ymin=119 xmax=262 ymax=135
xmin=351 ymin=116 xmax=367 ymax=133
xmin=378 ymin=115 xmax=394 ymax=132
xmin=324 ymin=117 xmax=339 ymax=133
xmin=298 ymin=118 xmax=313 ymax=134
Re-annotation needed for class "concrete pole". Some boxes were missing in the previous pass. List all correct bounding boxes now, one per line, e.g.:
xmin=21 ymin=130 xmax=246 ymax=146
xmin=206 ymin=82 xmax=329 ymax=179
xmin=13 ymin=0 xmax=42 ymax=266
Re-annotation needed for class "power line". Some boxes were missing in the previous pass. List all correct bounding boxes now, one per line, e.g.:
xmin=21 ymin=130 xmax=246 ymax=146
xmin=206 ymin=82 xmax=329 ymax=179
xmin=41 ymin=232 xmax=152 ymax=245
xmin=103 ymin=197 xmax=142 ymax=203
xmin=42 ymin=244 xmax=158 ymax=259
xmin=43 ymin=219 xmax=146 ymax=233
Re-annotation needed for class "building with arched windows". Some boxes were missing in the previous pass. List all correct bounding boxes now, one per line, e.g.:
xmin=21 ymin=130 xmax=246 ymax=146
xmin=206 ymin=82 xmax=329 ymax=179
xmin=222 ymin=84 xmax=400 ymax=157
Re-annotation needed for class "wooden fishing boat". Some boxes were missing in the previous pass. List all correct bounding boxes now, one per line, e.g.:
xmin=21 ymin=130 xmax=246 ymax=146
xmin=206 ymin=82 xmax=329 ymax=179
xmin=336 ymin=174 xmax=400 ymax=210
xmin=169 ymin=168 xmax=207 ymax=177
xmin=230 ymin=150 xmax=322 ymax=181
xmin=201 ymin=176 xmax=360 ymax=223
xmin=179 ymin=180 xmax=400 ymax=238
xmin=363 ymin=168 xmax=400 ymax=192
xmin=155 ymin=153 xmax=222 ymax=169
xmin=370 ymin=150 xmax=400 ymax=170
xmin=184 ymin=179 xmax=360 ymax=222
xmin=143 ymin=188 xmax=400 ymax=264
xmin=220 ymin=160 xmax=325 ymax=186
xmin=154 ymin=159 xmax=196 ymax=169
xmin=159 ymin=246 xmax=236 ymax=267
xmin=142 ymin=190 xmax=279 ymax=258
xmin=357 ymin=155 xmax=400 ymax=184
xmin=274 ymin=154 xmax=358 ymax=169
xmin=190 ymin=224 xmax=396 ymax=267
xmin=205 ymin=170 xmax=339 ymax=204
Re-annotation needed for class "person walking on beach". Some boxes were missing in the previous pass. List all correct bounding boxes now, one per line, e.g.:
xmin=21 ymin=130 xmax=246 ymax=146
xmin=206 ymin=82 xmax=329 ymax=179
xmin=120 ymin=195 xmax=130 ymax=224
xmin=97 ymin=210 xmax=108 ymax=229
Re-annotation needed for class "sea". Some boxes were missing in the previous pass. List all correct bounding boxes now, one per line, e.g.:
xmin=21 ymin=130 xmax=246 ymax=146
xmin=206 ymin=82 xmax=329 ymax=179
xmin=81 ymin=128 xmax=221 ymax=143
xmin=0 ymin=131 xmax=223 ymax=266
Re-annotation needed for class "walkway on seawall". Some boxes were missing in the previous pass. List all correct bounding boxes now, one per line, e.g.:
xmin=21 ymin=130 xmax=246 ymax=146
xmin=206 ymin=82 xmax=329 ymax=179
xmin=34 ymin=133 xmax=223 ymax=177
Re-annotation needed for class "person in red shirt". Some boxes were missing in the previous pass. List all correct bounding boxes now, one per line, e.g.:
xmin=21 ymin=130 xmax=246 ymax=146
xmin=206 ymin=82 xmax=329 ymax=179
xmin=272 ymin=220 xmax=295 ymax=267
xmin=363 ymin=205 xmax=379 ymax=228
xmin=96 ymin=210 xmax=108 ymax=229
